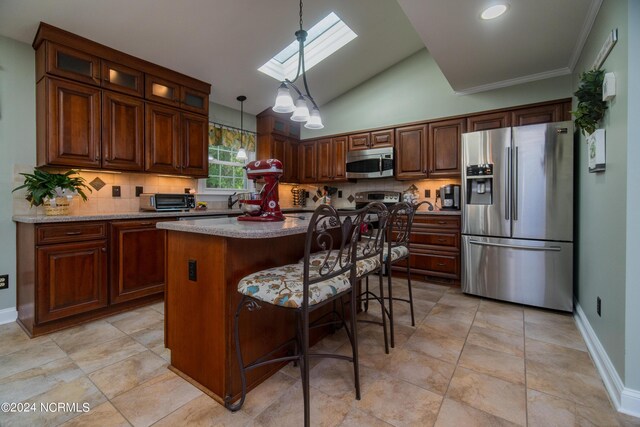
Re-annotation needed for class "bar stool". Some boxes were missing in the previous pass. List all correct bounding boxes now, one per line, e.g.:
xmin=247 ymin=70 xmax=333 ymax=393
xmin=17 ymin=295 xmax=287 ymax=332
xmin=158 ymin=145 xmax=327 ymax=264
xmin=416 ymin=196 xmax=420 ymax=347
xmin=225 ymin=203 xmax=385 ymax=427
xmin=384 ymin=201 xmax=421 ymax=347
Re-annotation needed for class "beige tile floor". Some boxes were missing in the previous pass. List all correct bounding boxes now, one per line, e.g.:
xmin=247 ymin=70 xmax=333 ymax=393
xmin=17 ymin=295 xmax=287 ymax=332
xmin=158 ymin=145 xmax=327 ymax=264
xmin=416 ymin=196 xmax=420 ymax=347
xmin=1 ymin=279 xmax=640 ymax=427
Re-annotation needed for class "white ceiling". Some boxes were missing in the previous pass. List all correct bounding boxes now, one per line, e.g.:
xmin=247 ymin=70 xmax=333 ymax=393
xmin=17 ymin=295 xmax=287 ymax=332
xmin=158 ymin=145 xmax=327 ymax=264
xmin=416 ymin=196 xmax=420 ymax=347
xmin=0 ymin=0 xmax=604 ymax=111
xmin=0 ymin=0 xmax=425 ymax=114
xmin=396 ymin=0 xmax=602 ymax=94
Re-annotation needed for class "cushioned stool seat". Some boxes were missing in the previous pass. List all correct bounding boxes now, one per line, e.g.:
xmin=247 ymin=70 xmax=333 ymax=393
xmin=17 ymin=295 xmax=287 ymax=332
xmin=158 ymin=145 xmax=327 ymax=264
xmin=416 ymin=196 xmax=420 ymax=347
xmin=238 ymin=263 xmax=351 ymax=308
xmin=302 ymin=250 xmax=381 ymax=278
xmin=383 ymin=245 xmax=409 ymax=262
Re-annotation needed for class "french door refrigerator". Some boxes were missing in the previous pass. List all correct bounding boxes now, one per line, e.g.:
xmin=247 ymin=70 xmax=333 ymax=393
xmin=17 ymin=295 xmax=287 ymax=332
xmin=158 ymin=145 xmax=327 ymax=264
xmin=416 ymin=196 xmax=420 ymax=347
xmin=461 ymin=121 xmax=574 ymax=312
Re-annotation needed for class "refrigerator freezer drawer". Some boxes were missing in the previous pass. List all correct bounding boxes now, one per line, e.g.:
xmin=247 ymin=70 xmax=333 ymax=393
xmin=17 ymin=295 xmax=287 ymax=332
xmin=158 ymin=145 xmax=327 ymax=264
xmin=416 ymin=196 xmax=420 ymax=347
xmin=462 ymin=236 xmax=573 ymax=311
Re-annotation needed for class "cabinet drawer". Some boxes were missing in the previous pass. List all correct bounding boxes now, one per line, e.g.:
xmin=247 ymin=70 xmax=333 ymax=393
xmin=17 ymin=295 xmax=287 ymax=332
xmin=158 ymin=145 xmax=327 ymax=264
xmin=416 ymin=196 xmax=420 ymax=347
xmin=395 ymin=250 xmax=459 ymax=279
xmin=37 ymin=222 xmax=107 ymax=245
xmin=410 ymin=230 xmax=459 ymax=249
xmin=413 ymin=215 xmax=460 ymax=229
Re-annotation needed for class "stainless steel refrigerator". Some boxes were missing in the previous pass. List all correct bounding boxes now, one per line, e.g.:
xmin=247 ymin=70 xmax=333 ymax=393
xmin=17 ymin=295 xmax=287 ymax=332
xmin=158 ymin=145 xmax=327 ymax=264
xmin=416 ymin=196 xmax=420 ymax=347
xmin=461 ymin=121 xmax=574 ymax=312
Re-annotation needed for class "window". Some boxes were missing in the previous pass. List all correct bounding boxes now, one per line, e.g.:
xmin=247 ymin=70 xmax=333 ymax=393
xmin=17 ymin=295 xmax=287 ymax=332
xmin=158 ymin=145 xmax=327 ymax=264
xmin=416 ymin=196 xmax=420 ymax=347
xmin=258 ymin=12 xmax=357 ymax=81
xmin=205 ymin=145 xmax=248 ymax=190
xmin=199 ymin=123 xmax=256 ymax=194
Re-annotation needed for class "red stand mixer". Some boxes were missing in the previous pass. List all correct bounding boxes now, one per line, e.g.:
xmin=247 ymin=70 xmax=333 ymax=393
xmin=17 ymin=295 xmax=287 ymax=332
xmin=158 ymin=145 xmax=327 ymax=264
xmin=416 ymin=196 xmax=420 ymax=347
xmin=237 ymin=159 xmax=285 ymax=222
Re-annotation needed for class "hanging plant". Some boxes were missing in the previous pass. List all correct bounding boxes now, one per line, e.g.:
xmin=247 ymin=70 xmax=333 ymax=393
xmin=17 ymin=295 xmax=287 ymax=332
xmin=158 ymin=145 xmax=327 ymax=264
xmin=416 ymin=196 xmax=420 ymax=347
xmin=572 ymin=69 xmax=607 ymax=136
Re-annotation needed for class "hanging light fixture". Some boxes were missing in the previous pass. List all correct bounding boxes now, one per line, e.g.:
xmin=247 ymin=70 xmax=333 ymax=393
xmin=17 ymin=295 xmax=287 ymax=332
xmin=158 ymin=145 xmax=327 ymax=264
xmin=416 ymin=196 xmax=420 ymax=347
xmin=236 ymin=95 xmax=248 ymax=161
xmin=271 ymin=0 xmax=324 ymax=130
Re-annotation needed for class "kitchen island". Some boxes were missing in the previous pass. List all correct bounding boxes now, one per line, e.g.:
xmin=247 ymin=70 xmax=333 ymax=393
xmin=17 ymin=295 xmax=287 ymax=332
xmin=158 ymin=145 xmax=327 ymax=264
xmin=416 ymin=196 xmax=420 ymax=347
xmin=157 ymin=214 xmax=332 ymax=405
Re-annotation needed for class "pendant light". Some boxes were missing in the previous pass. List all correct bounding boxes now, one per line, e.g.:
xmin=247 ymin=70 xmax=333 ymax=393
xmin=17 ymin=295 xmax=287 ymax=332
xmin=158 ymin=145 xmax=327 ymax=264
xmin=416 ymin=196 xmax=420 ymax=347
xmin=271 ymin=0 xmax=324 ymax=130
xmin=236 ymin=95 xmax=248 ymax=161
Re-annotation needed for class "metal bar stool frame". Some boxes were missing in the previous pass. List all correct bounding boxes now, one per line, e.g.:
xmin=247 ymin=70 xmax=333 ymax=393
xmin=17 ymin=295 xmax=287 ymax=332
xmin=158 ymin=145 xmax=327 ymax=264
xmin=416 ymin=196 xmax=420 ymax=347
xmin=225 ymin=203 xmax=386 ymax=427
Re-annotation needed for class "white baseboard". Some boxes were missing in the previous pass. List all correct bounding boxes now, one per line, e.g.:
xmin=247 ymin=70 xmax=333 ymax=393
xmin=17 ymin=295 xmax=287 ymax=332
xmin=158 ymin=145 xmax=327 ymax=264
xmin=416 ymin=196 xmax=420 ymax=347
xmin=0 ymin=307 xmax=17 ymax=325
xmin=574 ymin=301 xmax=640 ymax=417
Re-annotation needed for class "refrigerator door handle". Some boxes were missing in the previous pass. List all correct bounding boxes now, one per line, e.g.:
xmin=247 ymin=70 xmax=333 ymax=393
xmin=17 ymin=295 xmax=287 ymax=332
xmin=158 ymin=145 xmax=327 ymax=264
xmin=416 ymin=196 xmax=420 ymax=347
xmin=505 ymin=147 xmax=511 ymax=221
xmin=469 ymin=240 xmax=562 ymax=252
xmin=513 ymin=146 xmax=519 ymax=221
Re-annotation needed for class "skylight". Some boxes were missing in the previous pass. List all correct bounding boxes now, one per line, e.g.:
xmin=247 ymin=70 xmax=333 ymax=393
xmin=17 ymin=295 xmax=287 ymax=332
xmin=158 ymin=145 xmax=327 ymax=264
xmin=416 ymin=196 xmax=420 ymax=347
xmin=258 ymin=12 xmax=357 ymax=81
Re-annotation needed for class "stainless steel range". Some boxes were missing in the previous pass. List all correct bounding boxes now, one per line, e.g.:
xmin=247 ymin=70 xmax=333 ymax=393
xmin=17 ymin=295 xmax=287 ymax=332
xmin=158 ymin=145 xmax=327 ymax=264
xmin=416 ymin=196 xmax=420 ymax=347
xmin=354 ymin=191 xmax=401 ymax=209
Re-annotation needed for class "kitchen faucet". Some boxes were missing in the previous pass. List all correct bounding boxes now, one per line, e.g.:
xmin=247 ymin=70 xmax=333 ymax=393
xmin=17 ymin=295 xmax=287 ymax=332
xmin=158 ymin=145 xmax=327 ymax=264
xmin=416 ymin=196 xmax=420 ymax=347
xmin=228 ymin=192 xmax=238 ymax=209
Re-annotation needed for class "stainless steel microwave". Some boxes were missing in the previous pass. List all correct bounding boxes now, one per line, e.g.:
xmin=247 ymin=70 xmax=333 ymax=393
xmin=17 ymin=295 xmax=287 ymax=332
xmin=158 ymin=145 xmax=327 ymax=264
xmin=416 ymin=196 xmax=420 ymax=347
xmin=345 ymin=147 xmax=394 ymax=179
xmin=139 ymin=193 xmax=195 ymax=211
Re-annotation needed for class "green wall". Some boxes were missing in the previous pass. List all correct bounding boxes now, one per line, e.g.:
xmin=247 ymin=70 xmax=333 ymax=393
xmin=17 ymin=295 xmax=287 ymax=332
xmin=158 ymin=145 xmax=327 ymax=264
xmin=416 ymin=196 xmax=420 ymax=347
xmin=624 ymin=0 xmax=640 ymax=391
xmin=0 ymin=35 xmax=36 ymax=312
xmin=302 ymin=48 xmax=573 ymax=138
xmin=209 ymin=102 xmax=256 ymax=133
xmin=573 ymin=0 xmax=628 ymax=381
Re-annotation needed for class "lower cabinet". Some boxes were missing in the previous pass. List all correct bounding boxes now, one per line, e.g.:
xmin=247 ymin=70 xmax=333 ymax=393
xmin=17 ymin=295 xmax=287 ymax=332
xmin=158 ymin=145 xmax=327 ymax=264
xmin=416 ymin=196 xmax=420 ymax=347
xmin=393 ymin=214 xmax=461 ymax=281
xmin=16 ymin=219 xmax=171 ymax=336
xmin=110 ymin=219 xmax=171 ymax=304
xmin=36 ymin=240 xmax=108 ymax=323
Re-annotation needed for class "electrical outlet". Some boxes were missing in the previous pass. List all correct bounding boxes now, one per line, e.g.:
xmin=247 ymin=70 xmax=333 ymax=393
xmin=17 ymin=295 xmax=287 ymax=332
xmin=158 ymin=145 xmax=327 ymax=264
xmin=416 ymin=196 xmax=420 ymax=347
xmin=435 ymin=189 xmax=440 ymax=199
xmin=188 ymin=260 xmax=197 ymax=281
xmin=338 ymin=190 xmax=343 ymax=198
xmin=425 ymin=189 xmax=431 ymax=198
xmin=112 ymin=186 xmax=121 ymax=197
xmin=135 ymin=186 xmax=144 ymax=197
xmin=184 ymin=188 xmax=191 ymax=194
xmin=597 ymin=297 xmax=601 ymax=316
xmin=0 ymin=275 xmax=8 ymax=290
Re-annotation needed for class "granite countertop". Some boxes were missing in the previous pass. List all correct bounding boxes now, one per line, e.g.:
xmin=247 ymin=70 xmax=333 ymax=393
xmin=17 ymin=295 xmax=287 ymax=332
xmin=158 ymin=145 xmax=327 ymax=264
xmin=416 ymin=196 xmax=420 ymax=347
xmin=157 ymin=214 xmax=316 ymax=239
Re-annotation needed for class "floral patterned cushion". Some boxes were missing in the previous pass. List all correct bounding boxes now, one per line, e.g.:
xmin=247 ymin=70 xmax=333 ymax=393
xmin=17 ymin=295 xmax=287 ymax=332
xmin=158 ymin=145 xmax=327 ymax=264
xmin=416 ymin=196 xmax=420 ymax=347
xmin=237 ymin=263 xmax=351 ymax=308
xmin=302 ymin=249 xmax=382 ymax=278
xmin=384 ymin=245 xmax=409 ymax=262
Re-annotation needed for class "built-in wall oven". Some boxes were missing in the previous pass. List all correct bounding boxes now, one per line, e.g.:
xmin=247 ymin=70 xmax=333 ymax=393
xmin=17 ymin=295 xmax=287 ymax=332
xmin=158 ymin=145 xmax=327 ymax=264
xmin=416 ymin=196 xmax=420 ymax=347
xmin=346 ymin=147 xmax=394 ymax=179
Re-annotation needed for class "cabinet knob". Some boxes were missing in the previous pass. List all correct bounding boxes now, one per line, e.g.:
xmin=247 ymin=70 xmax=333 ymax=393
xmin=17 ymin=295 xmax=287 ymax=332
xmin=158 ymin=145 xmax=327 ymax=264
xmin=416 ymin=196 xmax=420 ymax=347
xmin=101 ymin=247 xmax=107 ymax=252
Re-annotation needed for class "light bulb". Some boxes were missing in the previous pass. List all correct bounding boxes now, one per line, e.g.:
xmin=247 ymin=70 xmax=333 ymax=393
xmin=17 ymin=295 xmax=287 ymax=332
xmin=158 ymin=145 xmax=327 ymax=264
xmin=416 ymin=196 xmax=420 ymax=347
xmin=304 ymin=107 xmax=324 ymax=129
xmin=272 ymin=83 xmax=295 ymax=113
xmin=290 ymin=97 xmax=310 ymax=122
xmin=236 ymin=148 xmax=248 ymax=161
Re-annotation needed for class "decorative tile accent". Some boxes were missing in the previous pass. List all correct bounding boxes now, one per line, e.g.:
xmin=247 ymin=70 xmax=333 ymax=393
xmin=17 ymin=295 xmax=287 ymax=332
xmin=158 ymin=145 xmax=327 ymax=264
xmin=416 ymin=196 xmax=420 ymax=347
xmin=347 ymin=194 xmax=355 ymax=203
xmin=312 ymin=195 xmax=319 ymax=203
xmin=90 ymin=177 xmax=106 ymax=191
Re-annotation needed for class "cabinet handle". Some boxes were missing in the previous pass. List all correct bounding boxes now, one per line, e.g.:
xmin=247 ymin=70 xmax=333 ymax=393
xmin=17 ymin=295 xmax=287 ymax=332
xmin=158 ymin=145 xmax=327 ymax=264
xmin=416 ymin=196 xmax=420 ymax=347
xmin=437 ymin=221 xmax=446 ymax=224
xmin=101 ymin=247 xmax=107 ymax=252
xmin=65 ymin=231 xmax=82 ymax=235
xmin=437 ymin=238 xmax=446 ymax=242
xmin=140 ymin=222 xmax=152 ymax=226
xmin=437 ymin=263 xmax=446 ymax=267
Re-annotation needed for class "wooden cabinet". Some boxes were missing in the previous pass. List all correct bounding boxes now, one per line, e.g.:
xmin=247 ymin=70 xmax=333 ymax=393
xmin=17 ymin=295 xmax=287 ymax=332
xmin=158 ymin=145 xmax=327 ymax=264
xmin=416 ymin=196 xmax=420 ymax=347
xmin=145 ymin=103 xmax=181 ymax=174
xmin=306 ymin=137 xmax=346 ymax=183
xmin=37 ymin=77 xmax=101 ymax=168
xmin=43 ymin=42 xmax=100 ymax=86
xmin=33 ymin=22 xmax=211 ymax=177
xmin=428 ymin=118 xmax=465 ymax=178
xmin=317 ymin=138 xmax=332 ymax=182
xmin=348 ymin=129 xmax=394 ymax=151
xmin=102 ymin=91 xmax=145 ymax=171
xmin=16 ymin=216 xmax=190 ymax=336
xmin=257 ymin=133 xmax=298 ymax=183
xmin=395 ymin=125 xmax=428 ymax=180
xmin=299 ymin=140 xmax=318 ymax=183
xmin=332 ymin=136 xmax=347 ymax=181
xmin=110 ymin=220 xmax=172 ymax=304
xmin=101 ymin=60 xmax=144 ymax=97
xmin=511 ymin=104 xmax=563 ymax=126
xmin=393 ymin=214 xmax=461 ymax=281
xmin=36 ymin=240 xmax=108 ymax=323
xmin=467 ymin=111 xmax=511 ymax=132
xmin=181 ymin=112 xmax=209 ymax=177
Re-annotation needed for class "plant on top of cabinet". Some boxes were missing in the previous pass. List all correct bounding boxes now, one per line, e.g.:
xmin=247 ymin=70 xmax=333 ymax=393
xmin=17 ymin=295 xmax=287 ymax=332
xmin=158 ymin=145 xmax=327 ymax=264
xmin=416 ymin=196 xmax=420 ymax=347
xmin=13 ymin=169 xmax=91 ymax=216
xmin=572 ymin=69 xmax=607 ymax=136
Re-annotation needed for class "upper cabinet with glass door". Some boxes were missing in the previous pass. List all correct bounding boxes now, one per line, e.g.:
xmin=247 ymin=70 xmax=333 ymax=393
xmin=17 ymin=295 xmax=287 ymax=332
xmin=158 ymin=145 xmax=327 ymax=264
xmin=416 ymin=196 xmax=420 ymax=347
xmin=42 ymin=42 xmax=101 ymax=86
xmin=101 ymin=60 xmax=144 ymax=97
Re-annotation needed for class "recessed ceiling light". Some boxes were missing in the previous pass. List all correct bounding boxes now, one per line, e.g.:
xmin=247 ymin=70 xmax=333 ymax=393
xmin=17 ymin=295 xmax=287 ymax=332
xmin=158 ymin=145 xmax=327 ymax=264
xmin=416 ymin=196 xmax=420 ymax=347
xmin=481 ymin=4 xmax=508 ymax=20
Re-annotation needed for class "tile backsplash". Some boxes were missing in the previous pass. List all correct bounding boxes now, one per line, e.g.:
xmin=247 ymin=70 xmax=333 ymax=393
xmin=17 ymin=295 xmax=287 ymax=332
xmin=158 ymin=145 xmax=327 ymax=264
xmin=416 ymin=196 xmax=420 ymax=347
xmin=12 ymin=165 xmax=197 ymax=216
xmin=279 ymin=177 xmax=461 ymax=210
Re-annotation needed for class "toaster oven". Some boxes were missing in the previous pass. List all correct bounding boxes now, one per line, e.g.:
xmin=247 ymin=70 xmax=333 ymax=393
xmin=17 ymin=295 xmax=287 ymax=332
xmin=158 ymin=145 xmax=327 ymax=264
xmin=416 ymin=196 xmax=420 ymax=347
xmin=139 ymin=193 xmax=196 ymax=211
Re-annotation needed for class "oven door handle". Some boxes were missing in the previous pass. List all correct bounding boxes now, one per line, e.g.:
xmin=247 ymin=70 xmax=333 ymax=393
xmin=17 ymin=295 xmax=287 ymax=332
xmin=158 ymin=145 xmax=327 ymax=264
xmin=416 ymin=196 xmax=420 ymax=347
xmin=379 ymin=155 xmax=383 ymax=175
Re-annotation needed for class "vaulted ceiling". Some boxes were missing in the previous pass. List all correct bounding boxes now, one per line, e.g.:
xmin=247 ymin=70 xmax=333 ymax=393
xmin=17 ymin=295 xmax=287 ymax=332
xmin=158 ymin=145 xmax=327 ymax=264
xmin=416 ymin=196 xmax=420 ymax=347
xmin=0 ymin=0 xmax=601 ymax=112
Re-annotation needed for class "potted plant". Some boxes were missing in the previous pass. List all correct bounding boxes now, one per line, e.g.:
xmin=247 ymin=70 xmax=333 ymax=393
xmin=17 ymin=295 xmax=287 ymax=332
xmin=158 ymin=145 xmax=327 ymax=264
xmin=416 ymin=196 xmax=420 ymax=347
xmin=13 ymin=169 xmax=91 ymax=216
xmin=572 ymin=69 xmax=608 ymax=136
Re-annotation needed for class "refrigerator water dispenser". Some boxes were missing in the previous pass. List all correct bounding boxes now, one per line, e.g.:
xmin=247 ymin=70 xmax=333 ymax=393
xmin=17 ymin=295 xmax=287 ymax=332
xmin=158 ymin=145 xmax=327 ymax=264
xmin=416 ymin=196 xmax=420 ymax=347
xmin=466 ymin=164 xmax=493 ymax=205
